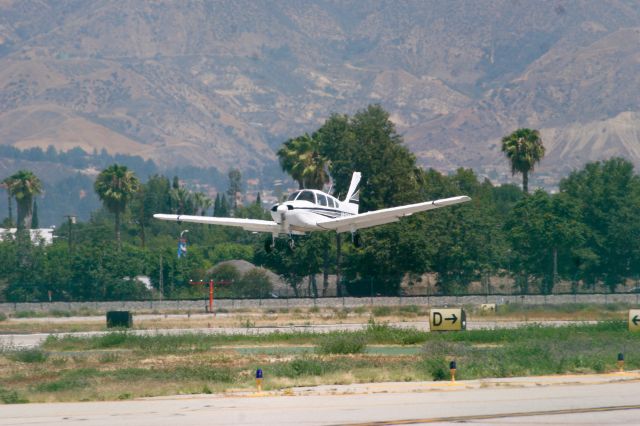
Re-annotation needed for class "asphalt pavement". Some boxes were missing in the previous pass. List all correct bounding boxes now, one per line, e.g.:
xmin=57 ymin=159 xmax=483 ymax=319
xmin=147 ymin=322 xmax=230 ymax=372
xmin=2 ymin=372 xmax=639 ymax=425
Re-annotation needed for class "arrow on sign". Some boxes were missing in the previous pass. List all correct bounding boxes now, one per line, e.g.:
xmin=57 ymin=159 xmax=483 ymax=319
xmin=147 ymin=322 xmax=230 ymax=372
xmin=446 ymin=314 xmax=458 ymax=324
xmin=633 ymin=315 xmax=639 ymax=326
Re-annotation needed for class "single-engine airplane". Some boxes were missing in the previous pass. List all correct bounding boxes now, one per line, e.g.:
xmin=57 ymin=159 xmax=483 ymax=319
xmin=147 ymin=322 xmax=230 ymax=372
xmin=154 ymin=172 xmax=470 ymax=251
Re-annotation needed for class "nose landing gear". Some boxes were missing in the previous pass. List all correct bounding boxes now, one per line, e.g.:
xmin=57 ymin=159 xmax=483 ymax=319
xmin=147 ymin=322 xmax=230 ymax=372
xmin=264 ymin=236 xmax=296 ymax=252
xmin=352 ymin=232 xmax=362 ymax=248
xmin=264 ymin=236 xmax=275 ymax=253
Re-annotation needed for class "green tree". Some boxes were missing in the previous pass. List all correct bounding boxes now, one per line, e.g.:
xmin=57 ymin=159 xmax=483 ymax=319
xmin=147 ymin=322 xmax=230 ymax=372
xmin=501 ymin=128 xmax=545 ymax=194
xmin=3 ymin=170 xmax=43 ymax=229
xmin=193 ymin=192 xmax=212 ymax=216
xmin=207 ymin=263 xmax=242 ymax=298
xmin=31 ymin=200 xmax=39 ymax=229
xmin=170 ymin=186 xmax=193 ymax=215
xmin=316 ymin=105 xmax=420 ymax=211
xmin=505 ymin=190 xmax=588 ymax=294
xmin=1 ymin=181 xmax=13 ymax=226
xmin=227 ymin=168 xmax=242 ymax=209
xmin=236 ymin=268 xmax=273 ymax=298
xmin=277 ymin=133 xmax=329 ymax=190
xmin=559 ymin=158 xmax=640 ymax=291
xmin=131 ymin=175 xmax=172 ymax=248
xmin=94 ymin=164 xmax=140 ymax=248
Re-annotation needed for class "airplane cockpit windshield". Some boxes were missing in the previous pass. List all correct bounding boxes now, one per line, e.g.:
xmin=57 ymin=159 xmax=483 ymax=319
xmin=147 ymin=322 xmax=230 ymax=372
xmin=287 ymin=191 xmax=300 ymax=201
xmin=297 ymin=190 xmax=316 ymax=203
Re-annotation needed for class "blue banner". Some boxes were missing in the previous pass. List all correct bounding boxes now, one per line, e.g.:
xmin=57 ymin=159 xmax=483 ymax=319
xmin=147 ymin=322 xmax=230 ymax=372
xmin=177 ymin=238 xmax=187 ymax=258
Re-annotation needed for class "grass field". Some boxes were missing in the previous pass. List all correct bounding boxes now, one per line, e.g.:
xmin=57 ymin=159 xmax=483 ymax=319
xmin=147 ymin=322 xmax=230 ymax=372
xmin=0 ymin=303 xmax=633 ymax=334
xmin=1 ymin=320 xmax=639 ymax=403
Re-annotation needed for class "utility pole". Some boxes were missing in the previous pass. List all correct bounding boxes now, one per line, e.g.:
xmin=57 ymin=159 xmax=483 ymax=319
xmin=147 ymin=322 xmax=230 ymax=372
xmin=64 ymin=215 xmax=76 ymax=251
xmin=159 ymin=254 xmax=164 ymax=301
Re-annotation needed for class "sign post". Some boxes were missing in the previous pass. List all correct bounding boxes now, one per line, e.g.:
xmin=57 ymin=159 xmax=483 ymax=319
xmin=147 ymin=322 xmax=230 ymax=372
xmin=629 ymin=310 xmax=640 ymax=332
xmin=189 ymin=279 xmax=232 ymax=312
xmin=429 ymin=308 xmax=466 ymax=331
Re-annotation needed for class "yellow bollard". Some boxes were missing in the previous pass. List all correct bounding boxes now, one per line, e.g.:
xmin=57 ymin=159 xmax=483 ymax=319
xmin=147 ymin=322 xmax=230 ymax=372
xmin=449 ymin=361 xmax=457 ymax=382
xmin=256 ymin=368 xmax=263 ymax=392
xmin=617 ymin=353 xmax=624 ymax=372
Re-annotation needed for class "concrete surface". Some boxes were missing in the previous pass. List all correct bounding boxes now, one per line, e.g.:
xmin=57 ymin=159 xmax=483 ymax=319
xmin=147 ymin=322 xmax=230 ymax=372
xmin=2 ymin=372 xmax=639 ymax=425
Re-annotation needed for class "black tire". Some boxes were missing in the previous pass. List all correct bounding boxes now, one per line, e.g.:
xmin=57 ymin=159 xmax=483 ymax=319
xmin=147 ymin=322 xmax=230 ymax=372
xmin=288 ymin=238 xmax=295 ymax=250
xmin=264 ymin=239 xmax=274 ymax=253
xmin=353 ymin=233 xmax=362 ymax=248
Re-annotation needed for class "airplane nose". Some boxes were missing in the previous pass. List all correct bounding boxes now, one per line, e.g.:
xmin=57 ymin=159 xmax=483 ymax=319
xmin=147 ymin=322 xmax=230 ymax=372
xmin=277 ymin=204 xmax=288 ymax=213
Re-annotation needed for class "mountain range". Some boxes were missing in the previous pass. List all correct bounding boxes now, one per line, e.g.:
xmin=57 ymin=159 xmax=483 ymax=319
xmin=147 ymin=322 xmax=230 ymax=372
xmin=1 ymin=0 xmax=639 ymax=187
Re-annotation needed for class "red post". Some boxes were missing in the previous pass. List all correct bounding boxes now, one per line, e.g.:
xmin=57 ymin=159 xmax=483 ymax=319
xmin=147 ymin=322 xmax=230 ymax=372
xmin=209 ymin=279 xmax=214 ymax=313
xmin=189 ymin=279 xmax=232 ymax=313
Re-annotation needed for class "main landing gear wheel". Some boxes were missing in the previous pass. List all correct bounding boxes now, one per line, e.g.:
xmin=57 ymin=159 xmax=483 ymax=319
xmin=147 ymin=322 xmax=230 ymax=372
xmin=264 ymin=238 xmax=274 ymax=253
xmin=288 ymin=238 xmax=295 ymax=250
xmin=353 ymin=233 xmax=362 ymax=248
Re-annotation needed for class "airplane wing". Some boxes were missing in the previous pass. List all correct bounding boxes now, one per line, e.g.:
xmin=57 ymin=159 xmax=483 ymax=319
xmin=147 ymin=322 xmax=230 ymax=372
xmin=315 ymin=195 xmax=471 ymax=233
xmin=153 ymin=214 xmax=281 ymax=234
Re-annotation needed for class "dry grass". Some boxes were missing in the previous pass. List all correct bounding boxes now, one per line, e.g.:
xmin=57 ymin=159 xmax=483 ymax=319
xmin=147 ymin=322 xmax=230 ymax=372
xmin=1 ymin=303 xmax=631 ymax=334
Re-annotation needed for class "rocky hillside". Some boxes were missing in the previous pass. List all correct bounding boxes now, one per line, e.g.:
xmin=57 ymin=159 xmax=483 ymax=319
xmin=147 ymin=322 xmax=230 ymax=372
xmin=1 ymin=0 xmax=639 ymax=186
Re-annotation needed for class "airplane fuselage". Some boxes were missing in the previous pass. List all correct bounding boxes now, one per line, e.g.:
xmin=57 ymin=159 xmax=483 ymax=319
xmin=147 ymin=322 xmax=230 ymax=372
xmin=270 ymin=189 xmax=356 ymax=234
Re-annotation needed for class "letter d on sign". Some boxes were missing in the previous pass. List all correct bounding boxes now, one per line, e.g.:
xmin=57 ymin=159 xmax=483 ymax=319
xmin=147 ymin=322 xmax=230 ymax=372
xmin=433 ymin=312 xmax=443 ymax=326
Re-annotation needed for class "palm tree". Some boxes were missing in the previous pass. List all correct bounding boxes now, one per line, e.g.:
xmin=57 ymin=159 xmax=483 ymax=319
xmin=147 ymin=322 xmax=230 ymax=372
xmin=0 ymin=181 xmax=13 ymax=226
xmin=170 ymin=186 xmax=193 ymax=215
xmin=277 ymin=133 xmax=329 ymax=190
xmin=501 ymin=128 xmax=545 ymax=194
xmin=3 ymin=170 xmax=42 ymax=229
xmin=94 ymin=164 xmax=140 ymax=247
xmin=193 ymin=192 xmax=212 ymax=216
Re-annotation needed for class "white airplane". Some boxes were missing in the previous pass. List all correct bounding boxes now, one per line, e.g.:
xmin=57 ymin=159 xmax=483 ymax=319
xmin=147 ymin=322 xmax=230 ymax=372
xmin=154 ymin=172 xmax=470 ymax=250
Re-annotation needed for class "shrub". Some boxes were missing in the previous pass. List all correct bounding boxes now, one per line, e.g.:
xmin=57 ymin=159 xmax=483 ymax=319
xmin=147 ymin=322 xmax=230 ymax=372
xmin=365 ymin=320 xmax=427 ymax=345
xmin=398 ymin=305 xmax=421 ymax=316
xmin=316 ymin=333 xmax=367 ymax=355
xmin=34 ymin=368 xmax=98 ymax=393
xmin=335 ymin=309 xmax=349 ymax=319
xmin=48 ymin=309 xmax=72 ymax=318
xmin=98 ymin=353 xmax=120 ymax=363
xmin=13 ymin=311 xmax=38 ymax=319
xmin=9 ymin=349 xmax=49 ymax=363
xmin=0 ymin=312 xmax=6 ymax=322
xmin=0 ymin=386 xmax=28 ymax=404
xmin=272 ymin=357 xmax=327 ymax=378
xmin=372 ymin=306 xmax=392 ymax=317
xmin=421 ymin=357 xmax=448 ymax=381
xmin=235 ymin=268 xmax=273 ymax=298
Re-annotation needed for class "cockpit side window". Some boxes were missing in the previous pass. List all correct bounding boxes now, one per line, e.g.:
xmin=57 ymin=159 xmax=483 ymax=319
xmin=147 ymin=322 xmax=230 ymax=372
xmin=287 ymin=191 xmax=300 ymax=201
xmin=327 ymin=197 xmax=334 ymax=208
xmin=297 ymin=190 xmax=316 ymax=203
xmin=317 ymin=193 xmax=327 ymax=206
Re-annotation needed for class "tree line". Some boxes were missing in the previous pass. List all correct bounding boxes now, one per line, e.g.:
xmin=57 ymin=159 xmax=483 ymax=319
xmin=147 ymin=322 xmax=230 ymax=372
xmin=1 ymin=104 xmax=639 ymax=302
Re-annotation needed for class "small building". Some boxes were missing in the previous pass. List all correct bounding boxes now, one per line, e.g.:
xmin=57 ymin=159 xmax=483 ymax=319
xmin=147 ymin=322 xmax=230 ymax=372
xmin=0 ymin=228 xmax=55 ymax=245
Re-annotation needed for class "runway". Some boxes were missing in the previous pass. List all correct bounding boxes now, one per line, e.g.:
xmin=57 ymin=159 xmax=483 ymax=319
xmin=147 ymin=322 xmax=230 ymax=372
xmin=2 ymin=372 xmax=639 ymax=425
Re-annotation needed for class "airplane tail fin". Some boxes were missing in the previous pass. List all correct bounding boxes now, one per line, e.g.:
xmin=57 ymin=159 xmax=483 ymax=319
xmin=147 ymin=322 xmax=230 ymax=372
xmin=343 ymin=172 xmax=361 ymax=214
